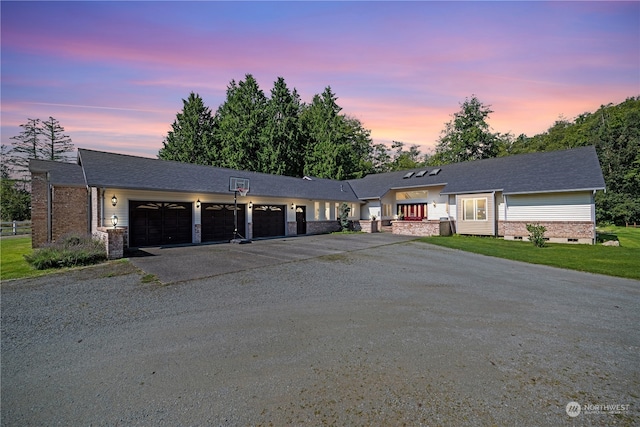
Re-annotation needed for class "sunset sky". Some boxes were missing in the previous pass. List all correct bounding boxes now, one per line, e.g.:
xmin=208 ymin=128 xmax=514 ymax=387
xmin=2 ymin=1 xmax=638 ymax=160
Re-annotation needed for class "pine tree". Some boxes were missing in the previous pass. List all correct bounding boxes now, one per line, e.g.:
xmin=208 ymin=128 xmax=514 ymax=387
xmin=159 ymin=92 xmax=217 ymax=165
xmin=259 ymin=77 xmax=304 ymax=176
xmin=9 ymin=118 xmax=44 ymax=178
xmin=214 ymin=74 xmax=268 ymax=171
xmin=41 ymin=116 xmax=74 ymax=161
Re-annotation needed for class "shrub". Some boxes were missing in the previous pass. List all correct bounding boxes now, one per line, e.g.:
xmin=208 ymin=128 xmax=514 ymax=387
xmin=526 ymin=224 xmax=547 ymax=248
xmin=338 ymin=202 xmax=351 ymax=231
xmin=25 ymin=233 xmax=107 ymax=270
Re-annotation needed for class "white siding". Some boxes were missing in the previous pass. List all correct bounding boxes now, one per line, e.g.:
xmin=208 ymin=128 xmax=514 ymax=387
xmin=505 ymin=192 xmax=593 ymax=222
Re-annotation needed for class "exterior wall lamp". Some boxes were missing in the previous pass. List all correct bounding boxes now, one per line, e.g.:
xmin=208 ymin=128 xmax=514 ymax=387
xmin=433 ymin=200 xmax=437 ymax=208
xmin=291 ymin=203 xmax=295 ymax=210
xmin=111 ymin=195 xmax=117 ymax=206
xmin=249 ymin=201 xmax=253 ymax=209
xmin=196 ymin=199 xmax=201 ymax=209
xmin=111 ymin=214 xmax=118 ymax=229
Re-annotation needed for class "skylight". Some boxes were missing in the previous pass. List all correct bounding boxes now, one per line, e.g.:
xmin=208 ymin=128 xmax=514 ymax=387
xmin=403 ymin=172 xmax=415 ymax=179
xmin=415 ymin=170 xmax=428 ymax=177
xmin=428 ymin=168 xmax=441 ymax=176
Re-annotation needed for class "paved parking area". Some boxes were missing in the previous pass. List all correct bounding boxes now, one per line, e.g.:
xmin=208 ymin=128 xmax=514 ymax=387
xmin=2 ymin=235 xmax=639 ymax=425
xmin=129 ymin=233 xmax=416 ymax=283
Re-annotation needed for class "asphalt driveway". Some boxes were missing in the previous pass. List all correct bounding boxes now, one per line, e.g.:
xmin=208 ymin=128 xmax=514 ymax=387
xmin=128 ymin=233 xmax=416 ymax=283
xmin=2 ymin=234 xmax=639 ymax=425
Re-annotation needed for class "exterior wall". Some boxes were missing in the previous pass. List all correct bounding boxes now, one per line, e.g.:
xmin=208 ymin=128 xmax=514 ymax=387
xmin=305 ymin=220 xmax=341 ymax=235
xmin=52 ymin=186 xmax=88 ymax=241
xmin=501 ymin=221 xmax=595 ymax=244
xmin=391 ymin=220 xmax=440 ymax=236
xmin=31 ymin=172 xmax=49 ymax=248
xmin=31 ymin=170 xmax=88 ymax=248
xmin=455 ymin=193 xmax=496 ymax=236
xmin=503 ymin=192 xmax=593 ymax=222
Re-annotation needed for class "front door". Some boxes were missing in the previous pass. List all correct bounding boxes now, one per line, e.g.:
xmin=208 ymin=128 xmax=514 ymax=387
xmin=296 ymin=206 xmax=306 ymax=235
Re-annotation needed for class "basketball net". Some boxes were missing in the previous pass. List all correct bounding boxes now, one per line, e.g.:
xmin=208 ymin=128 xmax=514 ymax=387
xmin=237 ymin=187 xmax=248 ymax=197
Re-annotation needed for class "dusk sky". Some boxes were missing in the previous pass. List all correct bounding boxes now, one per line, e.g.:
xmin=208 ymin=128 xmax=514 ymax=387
xmin=2 ymin=1 xmax=638 ymax=160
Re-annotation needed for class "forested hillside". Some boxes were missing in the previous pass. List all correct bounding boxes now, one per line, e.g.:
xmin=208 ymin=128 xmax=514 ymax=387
xmin=505 ymin=97 xmax=639 ymax=225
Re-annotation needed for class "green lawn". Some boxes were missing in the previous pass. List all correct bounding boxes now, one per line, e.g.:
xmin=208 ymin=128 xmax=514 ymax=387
xmin=0 ymin=236 xmax=58 ymax=280
xmin=419 ymin=226 xmax=640 ymax=280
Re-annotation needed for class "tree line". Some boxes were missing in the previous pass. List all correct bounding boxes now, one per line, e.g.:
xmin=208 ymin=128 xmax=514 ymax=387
xmin=1 ymin=117 xmax=75 ymax=221
xmin=159 ymin=74 xmax=421 ymax=180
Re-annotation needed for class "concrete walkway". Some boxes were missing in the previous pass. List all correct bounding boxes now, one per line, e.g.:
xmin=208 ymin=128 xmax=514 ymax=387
xmin=129 ymin=233 xmax=416 ymax=283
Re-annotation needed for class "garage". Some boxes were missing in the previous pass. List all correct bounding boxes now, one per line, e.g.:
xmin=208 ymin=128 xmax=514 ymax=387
xmin=252 ymin=205 xmax=285 ymax=238
xmin=201 ymin=203 xmax=246 ymax=242
xmin=129 ymin=201 xmax=192 ymax=247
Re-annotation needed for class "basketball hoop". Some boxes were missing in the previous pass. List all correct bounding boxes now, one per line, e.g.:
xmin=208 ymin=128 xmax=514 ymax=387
xmin=237 ymin=187 xmax=248 ymax=197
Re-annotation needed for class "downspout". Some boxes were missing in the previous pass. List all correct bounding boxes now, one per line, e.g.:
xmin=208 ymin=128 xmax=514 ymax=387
xmin=87 ymin=185 xmax=92 ymax=235
xmin=46 ymin=172 xmax=52 ymax=243
xmin=492 ymin=191 xmax=497 ymax=237
xmin=100 ymin=188 xmax=106 ymax=228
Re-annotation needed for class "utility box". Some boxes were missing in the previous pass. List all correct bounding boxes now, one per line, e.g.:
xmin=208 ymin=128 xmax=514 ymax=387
xmin=439 ymin=217 xmax=452 ymax=236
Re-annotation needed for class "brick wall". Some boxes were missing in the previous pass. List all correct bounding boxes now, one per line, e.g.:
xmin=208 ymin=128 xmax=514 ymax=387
xmin=500 ymin=221 xmax=595 ymax=243
xmin=306 ymin=220 xmax=341 ymax=235
xmin=31 ymin=172 xmax=48 ymax=248
xmin=392 ymin=220 xmax=440 ymax=236
xmin=51 ymin=186 xmax=88 ymax=243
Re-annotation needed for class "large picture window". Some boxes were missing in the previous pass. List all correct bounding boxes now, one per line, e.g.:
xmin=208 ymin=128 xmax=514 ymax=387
xmin=463 ymin=198 xmax=487 ymax=221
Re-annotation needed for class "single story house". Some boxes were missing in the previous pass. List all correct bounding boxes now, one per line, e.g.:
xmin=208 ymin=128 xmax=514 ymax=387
xmin=30 ymin=146 xmax=605 ymax=258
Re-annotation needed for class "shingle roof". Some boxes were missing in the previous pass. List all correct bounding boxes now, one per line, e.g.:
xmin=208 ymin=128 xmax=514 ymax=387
xmin=348 ymin=146 xmax=605 ymax=198
xmin=77 ymin=149 xmax=360 ymax=202
xmin=29 ymin=159 xmax=86 ymax=187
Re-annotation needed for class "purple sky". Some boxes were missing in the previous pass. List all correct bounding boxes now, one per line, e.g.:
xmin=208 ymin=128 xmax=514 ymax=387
xmin=2 ymin=1 xmax=638 ymax=159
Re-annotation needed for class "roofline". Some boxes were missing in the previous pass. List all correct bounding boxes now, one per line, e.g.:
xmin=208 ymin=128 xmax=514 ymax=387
xmin=87 ymin=184 xmax=361 ymax=202
xmin=390 ymin=183 xmax=447 ymax=191
xmin=503 ymin=187 xmax=606 ymax=196
xmin=441 ymin=188 xmax=503 ymax=195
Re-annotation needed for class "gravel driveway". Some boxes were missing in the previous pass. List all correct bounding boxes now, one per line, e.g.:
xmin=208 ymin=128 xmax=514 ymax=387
xmin=2 ymin=236 xmax=639 ymax=426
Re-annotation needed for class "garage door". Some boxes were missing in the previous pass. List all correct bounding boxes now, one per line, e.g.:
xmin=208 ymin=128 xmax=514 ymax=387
xmin=129 ymin=201 xmax=192 ymax=247
xmin=252 ymin=205 xmax=285 ymax=238
xmin=201 ymin=203 xmax=246 ymax=242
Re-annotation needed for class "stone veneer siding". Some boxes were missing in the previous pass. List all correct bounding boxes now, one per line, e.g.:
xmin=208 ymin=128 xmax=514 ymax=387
xmin=392 ymin=220 xmax=440 ymax=236
xmin=31 ymin=171 xmax=89 ymax=248
xmin=93 ymin=227 xmax=127 ymax=259
xmin=500 ymin=221 xmax=595 ymax=244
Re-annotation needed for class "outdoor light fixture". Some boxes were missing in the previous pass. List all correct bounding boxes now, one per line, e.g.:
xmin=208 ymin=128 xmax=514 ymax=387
xmin=291 ymin=203 xmax=295 ymax=210
xmin=196 ymin=199 xmax=201 ymax=208
xmin=249 ymin=201 xmax=253 ymax=209
xmin=433 ymin=200 xmax=437 ymax=208
xmin=111 ymin=195 xmax=117 ymax=206
xmin=111 ymin=214 xmax=118 ymax=229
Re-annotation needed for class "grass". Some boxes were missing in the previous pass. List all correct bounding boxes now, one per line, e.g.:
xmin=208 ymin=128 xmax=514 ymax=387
xmin=0 ymin=236 xmax=59 ymax=280
xmin=419 ymin=226 xmax=640 ymax=280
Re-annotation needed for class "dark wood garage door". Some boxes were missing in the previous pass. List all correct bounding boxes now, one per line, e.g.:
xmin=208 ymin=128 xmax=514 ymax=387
xmin=252 ymin=205 xmax=285 ymax=238
xmin=129 ymin=201 xmax=192 ymax=247
xmin=201 ymin=203 xmax=246 ymax=242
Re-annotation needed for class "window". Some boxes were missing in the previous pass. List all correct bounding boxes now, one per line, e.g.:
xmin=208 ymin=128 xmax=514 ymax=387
xmin=463 ymin=198 xmax=487 ymax=221
xmin=396 ymin=190 xmax=428 ymax=201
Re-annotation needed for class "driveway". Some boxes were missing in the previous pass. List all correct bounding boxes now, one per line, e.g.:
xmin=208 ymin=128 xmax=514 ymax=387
xmin=128 ymin=233 xmax=416 ymax=283
xmin=2 ymin=235 xmax=639 ymax=426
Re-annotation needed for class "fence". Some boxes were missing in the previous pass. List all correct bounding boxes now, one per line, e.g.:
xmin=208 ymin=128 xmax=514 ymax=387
xmin=0 ymin=220 xmax=32 ymax=236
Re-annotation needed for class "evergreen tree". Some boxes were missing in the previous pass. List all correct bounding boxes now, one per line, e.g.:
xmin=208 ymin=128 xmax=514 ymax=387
xmin=41 ymin=116 xmax=74 ymax=161
xmin=260 ymin=77 xmax=304 ymax=176
xmin=214 ymin=74 xmax=268 ymax=171
xmin=9 ymin=118 xmax=44 ymax=177
xmin=429 ymin=96 xmax=503 ymax=165
xmin=159 ymin=92 xmax=217 ymax=165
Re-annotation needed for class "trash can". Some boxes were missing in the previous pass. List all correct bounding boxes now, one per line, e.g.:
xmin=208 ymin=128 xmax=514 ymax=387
xmin=439 ymin=217 xmax=452 ymax=236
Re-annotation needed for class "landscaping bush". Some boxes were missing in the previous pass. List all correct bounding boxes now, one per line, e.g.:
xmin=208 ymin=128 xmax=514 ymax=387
xmin=526 ymin=224 xmax=547 ymax=248
xmin=338 ymin=202 xmax=351 ymax=231
xmin=25 ymin=234 xmax=107 ymax=270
